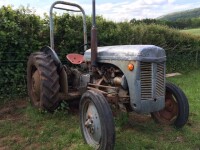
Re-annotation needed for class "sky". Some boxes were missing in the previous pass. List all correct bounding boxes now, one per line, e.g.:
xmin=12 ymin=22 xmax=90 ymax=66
xmin=1 ymin=0 xmax=200 ymax=22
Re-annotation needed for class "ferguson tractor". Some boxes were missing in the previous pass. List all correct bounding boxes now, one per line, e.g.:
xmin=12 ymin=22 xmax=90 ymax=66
xmin=27 ymin=1 xmax=189 ymax=149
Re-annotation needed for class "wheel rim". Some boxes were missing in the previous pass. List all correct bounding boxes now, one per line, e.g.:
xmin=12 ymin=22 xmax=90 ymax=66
xmin=82 ymin=99 xmax=102 ymax=148
xmin=31 ymin=69 xmax=41 ymax=106
xmin=154 ymin=91 xmax=179 ymax=124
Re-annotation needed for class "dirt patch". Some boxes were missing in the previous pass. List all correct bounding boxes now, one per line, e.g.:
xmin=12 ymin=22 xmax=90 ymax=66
xmin=0 ymin=98 xmax=28 ymax=121
xmin=0 ymin=146 xmax=9 ymax=150
xmin=0 ymin=135 xmax=25 ymax=149
xmin=128 ymin=112 xmax=152 ymax=124
xmin=24 ymin=143 xmax=41 ymax=150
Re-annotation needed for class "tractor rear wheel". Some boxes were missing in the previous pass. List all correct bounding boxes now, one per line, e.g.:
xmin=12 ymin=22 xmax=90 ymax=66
xmin=27 ymin=52 xmax=60 ymax=112
xmin=151 ymin=82 xmax=189 ymax=128
xmin=79 ymin=90 xmax=115 ymax=150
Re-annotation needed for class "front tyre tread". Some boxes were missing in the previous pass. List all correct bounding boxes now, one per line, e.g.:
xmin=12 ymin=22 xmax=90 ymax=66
xmin=80 ymin=90 xmax=115 ymax=150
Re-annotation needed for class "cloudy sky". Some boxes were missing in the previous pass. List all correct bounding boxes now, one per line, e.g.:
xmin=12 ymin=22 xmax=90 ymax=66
xmin=1 ymin=0 xmax=200 ymax=22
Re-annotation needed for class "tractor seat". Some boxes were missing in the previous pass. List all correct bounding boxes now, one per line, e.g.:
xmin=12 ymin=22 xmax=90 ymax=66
xmin=66 ymin=53 xmax=84 ymax=64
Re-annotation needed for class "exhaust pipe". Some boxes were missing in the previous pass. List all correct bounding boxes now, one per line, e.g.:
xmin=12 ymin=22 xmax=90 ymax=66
xmin=91 ymin=0 xmax=97 ymax=71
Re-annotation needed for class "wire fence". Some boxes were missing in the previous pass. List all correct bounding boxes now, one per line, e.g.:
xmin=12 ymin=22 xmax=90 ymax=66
xmin=0 ymin=48 xmax=199 ymax=102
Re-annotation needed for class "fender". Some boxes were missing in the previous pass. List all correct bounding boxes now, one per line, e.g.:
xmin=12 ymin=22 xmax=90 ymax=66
xmin=40 ymin=46 xmax=62 ymax=72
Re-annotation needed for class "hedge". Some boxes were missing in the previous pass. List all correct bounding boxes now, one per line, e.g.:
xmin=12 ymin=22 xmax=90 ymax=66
xmin=0 ymin=6 xmax=200 ymax=101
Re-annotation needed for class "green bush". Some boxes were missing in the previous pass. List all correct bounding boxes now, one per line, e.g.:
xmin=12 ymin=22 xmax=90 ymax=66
xmin=0 ymin=6 xmax=199 ymax=101
xmin=127 ymin=23 xmax=200 ymax=72
xmin=0 ymin=6 xmax=46 ymax=101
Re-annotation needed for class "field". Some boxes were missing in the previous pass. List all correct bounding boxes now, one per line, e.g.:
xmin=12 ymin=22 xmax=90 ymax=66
xmin=0 ymin=70 xmax=200 ymax=150
xmin=181 ymin=28 xmax=200 ymax=36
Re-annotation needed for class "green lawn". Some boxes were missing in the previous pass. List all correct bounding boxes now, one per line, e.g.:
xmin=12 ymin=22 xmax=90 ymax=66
xmin=181 ymin=28 xmax=200 ymax=36
xmin=0 ymin=70 xmax=200 ymax=149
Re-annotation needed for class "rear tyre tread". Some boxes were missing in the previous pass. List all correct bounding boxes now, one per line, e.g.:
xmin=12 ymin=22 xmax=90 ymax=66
xmin=27 ymin=52 xmax=60 ymax=112
xmin=151 ymin=82 xmax=189 ymax=128
xmin=166 ymin=82 xmax=189 ymax=128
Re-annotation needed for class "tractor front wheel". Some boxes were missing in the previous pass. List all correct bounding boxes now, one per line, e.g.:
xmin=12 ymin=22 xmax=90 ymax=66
xmin=151 ymin=82 xmax=189 ymax=128
xmin=79 ymin=90 xmax=115 ymax=150
xmin=27 ymin=52 xmax=60 ymax=112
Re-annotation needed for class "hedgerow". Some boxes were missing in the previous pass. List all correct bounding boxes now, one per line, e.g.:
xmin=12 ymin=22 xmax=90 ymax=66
xmin=0 ymin=6 xmax=199 ymax=101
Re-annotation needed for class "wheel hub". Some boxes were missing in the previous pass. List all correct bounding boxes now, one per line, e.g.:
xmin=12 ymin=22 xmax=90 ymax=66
xmin=156 ymin=92 xmax=178 ymax=123
xmin=165 ymin=98 xmax=174 ymax=112
xmin=85 ymin=103 xmax=102 ymax=143
xmin=32 ymin=70 xmax=40 ymax=95
xmin=85 ymin=115 xmax=95 ymax=134
xmin=31 ymin=70 xmax=40 ymax=104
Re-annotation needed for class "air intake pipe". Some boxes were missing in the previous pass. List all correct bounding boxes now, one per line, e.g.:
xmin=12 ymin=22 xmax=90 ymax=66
xmin=91 ymin=0 xmax=97 ymax=72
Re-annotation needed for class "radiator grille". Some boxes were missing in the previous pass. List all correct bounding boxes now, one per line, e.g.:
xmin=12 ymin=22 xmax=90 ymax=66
xmin=156 ymin=63 xmax=165 ymax=97
xmin=140 ymin=62 xmax=165 ymax=100
xmin=140 ymin=62 xmax=152 ymax=100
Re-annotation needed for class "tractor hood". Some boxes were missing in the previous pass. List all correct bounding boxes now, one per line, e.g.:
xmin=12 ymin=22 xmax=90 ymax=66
xmin=84 ymin=45 xmax=166 ymax=62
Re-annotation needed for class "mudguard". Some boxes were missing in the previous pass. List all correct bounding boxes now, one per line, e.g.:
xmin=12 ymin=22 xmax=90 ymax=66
xmin=40 ymin=46 xmax=63 ymax=72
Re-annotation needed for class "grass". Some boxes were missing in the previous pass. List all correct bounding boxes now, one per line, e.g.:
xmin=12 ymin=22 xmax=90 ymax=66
xmin=0 ymin=70 xmax=200 ymax=149
xmin=0 ymin=105 xmax=92 ymax=150
xmin=181 ymin=28 xmax=200 ymax=36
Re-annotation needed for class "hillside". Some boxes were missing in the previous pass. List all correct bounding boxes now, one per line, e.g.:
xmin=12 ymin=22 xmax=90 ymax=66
xmin=159 ymin=7 xmax=200 ymax=21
